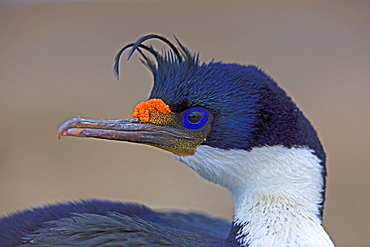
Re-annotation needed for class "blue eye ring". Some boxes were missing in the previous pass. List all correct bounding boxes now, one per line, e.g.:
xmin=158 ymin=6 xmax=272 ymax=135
xmin=182 ymin=107 xmax=209 ymax=129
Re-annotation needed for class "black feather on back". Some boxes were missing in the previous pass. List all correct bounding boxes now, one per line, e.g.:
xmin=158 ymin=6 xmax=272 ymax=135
xmin=0 ymin=200 xmax=230 ymax=246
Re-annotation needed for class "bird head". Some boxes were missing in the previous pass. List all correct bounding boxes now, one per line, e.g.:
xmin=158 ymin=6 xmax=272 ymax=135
xmin=59 ymin=34 xmax=324 ymax=162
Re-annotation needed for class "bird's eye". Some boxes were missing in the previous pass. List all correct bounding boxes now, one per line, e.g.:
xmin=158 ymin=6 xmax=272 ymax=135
xmin=182 ymin=107 xmax=209 ymax=129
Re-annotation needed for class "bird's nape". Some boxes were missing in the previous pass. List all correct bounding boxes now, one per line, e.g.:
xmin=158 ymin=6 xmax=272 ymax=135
xmin=0 ymin=34 xmax=334 ymax=247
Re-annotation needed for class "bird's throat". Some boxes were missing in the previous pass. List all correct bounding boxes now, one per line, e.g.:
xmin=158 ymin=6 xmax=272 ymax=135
xmin=175 ymin=145 xmax=334 ymax=247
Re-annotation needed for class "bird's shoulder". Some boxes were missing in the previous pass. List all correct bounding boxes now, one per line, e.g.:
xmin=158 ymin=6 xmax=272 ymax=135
xmin=0 ymin=199 xmax=230 ymax=246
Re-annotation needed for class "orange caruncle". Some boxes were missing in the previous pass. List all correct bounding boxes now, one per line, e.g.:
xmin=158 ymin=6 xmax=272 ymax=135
xmin=133 ymin=99 xmax=171 ymax=123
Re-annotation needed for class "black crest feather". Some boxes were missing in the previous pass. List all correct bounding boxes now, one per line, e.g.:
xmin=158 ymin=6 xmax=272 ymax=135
xmin=113 ymin=34 xmax=199 ymax=80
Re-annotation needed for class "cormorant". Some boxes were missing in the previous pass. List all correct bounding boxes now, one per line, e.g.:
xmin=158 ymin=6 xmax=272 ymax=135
xmin=0 ymin=34 xmax=334 ymax=246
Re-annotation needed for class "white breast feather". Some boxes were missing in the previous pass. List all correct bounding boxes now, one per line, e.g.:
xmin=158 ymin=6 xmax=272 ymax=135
xmin=175 ymin=145 xmax=334 ymax=247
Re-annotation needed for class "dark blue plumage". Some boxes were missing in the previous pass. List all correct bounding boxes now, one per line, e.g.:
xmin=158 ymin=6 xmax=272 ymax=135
xmin=126 ymin=36 xmax=325 ymax=162
xmin=0 ymin=34 xmax=332 ymax=246
xmin=0 ymin=200 xmax=229 ymax=246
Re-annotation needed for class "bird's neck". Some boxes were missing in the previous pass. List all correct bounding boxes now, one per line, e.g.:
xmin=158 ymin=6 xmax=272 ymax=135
xmin=175 ymin=145 xmax=334 ymax=247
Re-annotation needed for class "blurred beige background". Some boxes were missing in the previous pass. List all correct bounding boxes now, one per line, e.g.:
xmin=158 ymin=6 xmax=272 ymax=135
xmin=0 ymin=1 xmax=369 ymax=246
